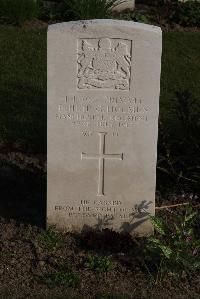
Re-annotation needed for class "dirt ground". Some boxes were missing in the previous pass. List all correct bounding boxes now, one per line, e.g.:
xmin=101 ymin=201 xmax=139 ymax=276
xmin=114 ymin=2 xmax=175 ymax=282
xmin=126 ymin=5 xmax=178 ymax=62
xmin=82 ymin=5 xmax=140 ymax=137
xmin=0 ymin=156 xmax=199 ymax=299
xmin=0 ymin=218 xmax=200 ymax=299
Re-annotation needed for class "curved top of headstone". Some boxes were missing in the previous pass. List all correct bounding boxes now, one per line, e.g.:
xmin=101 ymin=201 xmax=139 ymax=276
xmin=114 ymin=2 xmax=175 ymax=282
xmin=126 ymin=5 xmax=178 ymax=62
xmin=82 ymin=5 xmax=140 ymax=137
xmin=47 ymin=16 xmax=162 ymax=236
xmin=48 ymin=19 xmax=161 ymax=35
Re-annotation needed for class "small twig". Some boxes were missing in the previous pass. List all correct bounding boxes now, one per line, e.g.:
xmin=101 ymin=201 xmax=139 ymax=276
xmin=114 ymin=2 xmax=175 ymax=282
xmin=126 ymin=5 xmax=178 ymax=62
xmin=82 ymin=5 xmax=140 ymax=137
xmin=156 ymin=202 xmax=189 ymax=210
xmin=156 ymin=202 xmax=200 ymax=210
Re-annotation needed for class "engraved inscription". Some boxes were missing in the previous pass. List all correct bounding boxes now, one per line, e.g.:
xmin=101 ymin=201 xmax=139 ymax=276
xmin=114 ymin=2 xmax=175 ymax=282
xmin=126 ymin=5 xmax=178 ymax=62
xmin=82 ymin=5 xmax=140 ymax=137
xmin=77 ymin=38 xmax=132 ymax=90
xmin=54 ymin=199 xmax=151 ymax=222
xmin=81 ymin=132 xmax=123 ymax=196
xmin=56 ymin=95 xmax=149 ymax=128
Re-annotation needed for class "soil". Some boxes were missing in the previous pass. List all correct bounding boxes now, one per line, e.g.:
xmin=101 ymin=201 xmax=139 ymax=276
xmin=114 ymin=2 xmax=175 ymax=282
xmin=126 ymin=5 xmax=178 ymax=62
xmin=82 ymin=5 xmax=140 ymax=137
xmin=0 ymin=219 xmax=200 ymax=299
xmin=0 ymin=157 xmax=199 ymax=299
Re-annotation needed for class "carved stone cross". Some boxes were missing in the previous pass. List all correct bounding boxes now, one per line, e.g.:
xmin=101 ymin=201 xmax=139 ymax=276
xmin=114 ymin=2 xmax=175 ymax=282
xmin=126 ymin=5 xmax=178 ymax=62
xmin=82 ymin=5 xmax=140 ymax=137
xmin=81 ymin=132 xmax=123 ymax=196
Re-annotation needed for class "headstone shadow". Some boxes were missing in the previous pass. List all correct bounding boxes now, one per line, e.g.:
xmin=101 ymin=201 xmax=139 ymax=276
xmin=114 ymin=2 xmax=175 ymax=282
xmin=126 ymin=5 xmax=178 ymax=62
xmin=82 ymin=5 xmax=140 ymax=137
xmin=120 ymin=200 xmax=152 ymax=234
xmin=77 ymin=200 xmax=152 ymax=253
xmin=0 ymin=80 xmax=46 ymax=153
xmin=81 ymin=200 xmax=152 ymax=234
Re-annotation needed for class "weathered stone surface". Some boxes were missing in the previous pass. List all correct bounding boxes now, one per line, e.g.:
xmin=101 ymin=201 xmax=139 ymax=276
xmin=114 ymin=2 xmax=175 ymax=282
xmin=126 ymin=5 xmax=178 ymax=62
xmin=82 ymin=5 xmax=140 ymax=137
xmin=112 ymin=0 xmax=135 ymax=12
xmin=47 ymin=20 xmax=162 ymax=235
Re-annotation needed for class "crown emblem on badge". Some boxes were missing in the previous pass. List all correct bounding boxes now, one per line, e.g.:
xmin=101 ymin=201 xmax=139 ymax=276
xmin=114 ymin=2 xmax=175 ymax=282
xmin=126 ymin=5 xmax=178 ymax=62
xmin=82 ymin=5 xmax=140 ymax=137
xmin=77 ymin=38 xmax=132 ymax=90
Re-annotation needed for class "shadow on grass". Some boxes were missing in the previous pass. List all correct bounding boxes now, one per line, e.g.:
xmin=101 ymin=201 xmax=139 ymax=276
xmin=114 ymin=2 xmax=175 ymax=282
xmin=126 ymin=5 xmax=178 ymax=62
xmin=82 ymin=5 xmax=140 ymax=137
xmin=0 ymin=161 xmax=46 ymax=227
xmin=0 ymin=26 xmax=47 ymax=153
xmin=0 ymin=80 xmax=47 ymax=154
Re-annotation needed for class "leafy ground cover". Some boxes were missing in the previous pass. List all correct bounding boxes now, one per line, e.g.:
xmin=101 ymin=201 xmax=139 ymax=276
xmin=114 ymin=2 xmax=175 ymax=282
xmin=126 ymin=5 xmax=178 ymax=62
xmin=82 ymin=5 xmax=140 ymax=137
xmin=0 ymin=206 xmax=199 ymax=299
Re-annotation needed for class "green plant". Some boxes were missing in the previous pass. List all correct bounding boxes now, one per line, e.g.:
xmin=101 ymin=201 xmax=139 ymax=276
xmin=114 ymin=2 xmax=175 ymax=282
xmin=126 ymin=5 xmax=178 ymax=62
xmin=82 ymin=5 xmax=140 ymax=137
xmin=142 ymin=206 xmax=200 ymax=282
xmin=86 ymin=255 xmax=113 ymax=272
xmin=0 ymin=251 xmax=16 ymax=257
xmin=58 ymin=0 xmax=122 ymax=21
xmin=39 ymin=226 xmax=63 ymax=250
xmin=37 ymin=0 xmax=59 ymax=22
xmin=170 ymin=1 xmax=200 ymax=27
xmin=0 ymin=0 xmax=38 ymax=26
xmin=41 ymin=265 xmax=79 ymax=287
xmin=132 ymin=11 xmax=150 ymax=24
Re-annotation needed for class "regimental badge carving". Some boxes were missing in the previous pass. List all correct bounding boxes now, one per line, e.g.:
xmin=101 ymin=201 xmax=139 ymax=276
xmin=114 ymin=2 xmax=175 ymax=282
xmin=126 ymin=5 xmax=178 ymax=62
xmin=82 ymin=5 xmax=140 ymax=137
xmin=77 ymin=38 xmax=132 ymax=90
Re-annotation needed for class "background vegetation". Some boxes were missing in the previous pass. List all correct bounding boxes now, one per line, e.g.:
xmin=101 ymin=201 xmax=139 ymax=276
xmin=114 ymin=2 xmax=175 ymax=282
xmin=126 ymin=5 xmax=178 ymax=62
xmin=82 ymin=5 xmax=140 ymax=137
xmin=0 ymin=0 xmax=200 ymax=27
xmin=0 ymin=0 xmax=38 ymax=25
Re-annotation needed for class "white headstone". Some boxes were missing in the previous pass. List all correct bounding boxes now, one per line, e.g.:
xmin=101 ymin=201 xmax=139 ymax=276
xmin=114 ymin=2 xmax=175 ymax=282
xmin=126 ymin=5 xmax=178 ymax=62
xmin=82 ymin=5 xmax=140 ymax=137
xmin=47 ymin=20 xmax=162 ymax=235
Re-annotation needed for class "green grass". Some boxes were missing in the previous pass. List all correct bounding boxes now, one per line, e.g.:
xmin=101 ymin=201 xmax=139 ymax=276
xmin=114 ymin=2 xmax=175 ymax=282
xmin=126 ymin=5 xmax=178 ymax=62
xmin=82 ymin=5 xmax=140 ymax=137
xmin=160 ymin=32 xmax=200 ymax=122
xmin=0 ymin=0 xmax=38 ymax=26
xmin=0 ymin=25 xmax=46 ymax=153
xmin=0 ymin=26 xmax=199 ymax=155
